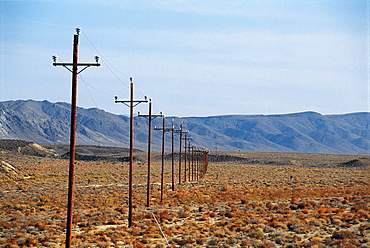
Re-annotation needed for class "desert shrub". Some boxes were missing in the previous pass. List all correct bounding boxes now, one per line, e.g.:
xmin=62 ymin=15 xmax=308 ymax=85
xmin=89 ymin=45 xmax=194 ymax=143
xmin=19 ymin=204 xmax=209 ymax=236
xmin=177 ymin=211 xmax=189 ymax=218
xmin=157 ymin=210 xmax=173 ymax=222
xmin=52 ymin=214 xmax=62 ymax=219
xmin=290 ymin=197 xmax=299 ymax=204
xmin=266 ymin=201 xmax=279 ymax=211
xmin=324 ymin=237 xmax=362 ymax=247
xmin=331 ymin=230 xmax=358 ymax=240
xmin=198 ymin=214 xmax=208 ymax=221
xmin=297 ymin=200 xmax=318 ymax=209
xmin=35 ymin=221 xmax=48 ymax=231
xmin=4 ymin=245 xmax=20 ymax=248
xmin=226 ymin=237 xmax=238 ymax=245
xmin=310 ymin=237 xmax=323 ymax=242
xmin=301 ymin=209 xmax=310 ymax=214
xmin=183 ymin=205 xmax=191 ymax=211
xmin=115 ymin=207 xmax=126 ymax=214
xmin=0 ymin=222 xmax=12 ymax=229
xmin=130 ymin=227 xmax=142 ymax=236
xmin=249 ymin=229 xmax=264 ymax=239
xmin=25 ymin=237 xmax=39 ymax=247
xmin=96 ymin=241 xmax=113 ymax=248
xmin=285 ymin=245 xmax=301 ymax=248
xmin=317 ymin=207 xmax=331 ymax=214
xmin=209 ymin=211 xmax=217 ymax=217
xmin=106 ymin=218 xmax=120 ymax=225
xmin=196 ymin=237 xmax=206 ymax=245
xmin=207 ymin=238 xmax=220 ymax=246
xmin=173 ymin=237 xmax=195 ymax=246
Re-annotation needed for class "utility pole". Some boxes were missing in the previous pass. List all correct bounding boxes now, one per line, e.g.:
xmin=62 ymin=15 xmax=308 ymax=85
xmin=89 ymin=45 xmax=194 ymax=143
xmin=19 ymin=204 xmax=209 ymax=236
xmin=183 ymin=135 xmax=192 ymax=182
xmin=138 ymin=101 xmax=162 ymax=207
xmin=52 ymin=28 xmax=100 ymax=248
xmin=174 ymin=124 xmax=188 ymax=184
xmin=215 ymin=143 xmax=218 ymax=163
xmin=171 ymin=120 xmax=175 ymax=191
xmin=203 ymin=150 xmax=209 ymax=179
xmin=201 ymin=149 xmax=206 ymax=178
xmin=183 ymin=133 xmax=187 ymax=183
xmin=201 ymin=150 xmax=204 ymax=178
xmin=191 ymin=145 xmax=195 ymax=181
xmin=195 ymin=147 xmax=199 ymax=181
xmin=115 ymin=78 xmax=148 ymax=227
xmin=198 ymin=147 xmax=206 ymax=179
xmin=154 ymin=117 xmax=173 ymax=201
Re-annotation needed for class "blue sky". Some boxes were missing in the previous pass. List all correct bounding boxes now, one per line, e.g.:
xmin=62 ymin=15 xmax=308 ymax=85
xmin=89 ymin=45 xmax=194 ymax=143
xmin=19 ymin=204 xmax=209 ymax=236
xmin=0 ymin=0 xmax=368 ymax=117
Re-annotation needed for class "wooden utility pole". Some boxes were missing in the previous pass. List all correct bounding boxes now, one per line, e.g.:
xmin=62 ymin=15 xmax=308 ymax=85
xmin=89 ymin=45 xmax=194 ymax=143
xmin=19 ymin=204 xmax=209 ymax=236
xmin=177 ymin=124 xmax=182 ymax=185
xmin=175 ymin=124 xmax=188 ymax=184
xmin=138 ymin=101 xmax=162 ymax=207
xmin=171 ymin=120 xmax=175 ymax=191
xmin=191 ymin=145 xmax=195 ymax=181
xmin=115 ymin=78 xmax=147 ymax=227
xmin=183 ymin=135 xmax=192 ymax=182
xmin=183 ymin=133 xmax=187 ymax=182
xmin=52 ymin=28 xmax=100 ymax=248
xmin=154 ymin=117 xmax=173 ymax=201
xmin=161 ymin=118 xmax=166 ymax=201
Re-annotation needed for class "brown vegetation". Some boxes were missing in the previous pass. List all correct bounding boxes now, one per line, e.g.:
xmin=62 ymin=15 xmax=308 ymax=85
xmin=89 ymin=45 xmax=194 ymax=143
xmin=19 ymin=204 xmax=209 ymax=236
xmin=0 ymin=148 xmax=369 ymax=247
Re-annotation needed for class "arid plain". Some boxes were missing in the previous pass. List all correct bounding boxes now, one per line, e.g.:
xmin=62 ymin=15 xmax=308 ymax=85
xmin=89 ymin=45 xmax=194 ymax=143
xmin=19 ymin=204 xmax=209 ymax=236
xmin=1 ymin=147 xmax=369 ymax=247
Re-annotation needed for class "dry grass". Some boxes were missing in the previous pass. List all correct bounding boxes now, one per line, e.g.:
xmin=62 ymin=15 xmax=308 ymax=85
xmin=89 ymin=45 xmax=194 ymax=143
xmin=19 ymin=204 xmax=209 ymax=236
xmin=0 ymin=149 xmax=369 ymax=247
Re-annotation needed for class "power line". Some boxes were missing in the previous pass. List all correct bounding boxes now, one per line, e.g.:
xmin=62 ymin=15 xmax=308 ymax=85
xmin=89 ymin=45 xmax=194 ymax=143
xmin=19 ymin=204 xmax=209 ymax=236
xmin=80 ymin=75 xmax=98 ymax=108
xmin=1 ymin=15 xmax=157 ymax=112
xmin=79 ymin=78 xmax=114 ymax=97
xmin=1 ymin=15 xmax=130 ymax=95
xmin=82 ymin=32 xmax=130 ymax=88
xmin=82 ymin=31 xmax=150 ymax=100
xmin=3 ymin=14 xmax=171 ymax=116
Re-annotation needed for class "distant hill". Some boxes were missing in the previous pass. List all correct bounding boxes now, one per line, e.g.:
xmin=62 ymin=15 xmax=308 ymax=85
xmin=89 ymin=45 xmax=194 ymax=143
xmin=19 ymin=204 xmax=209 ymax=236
xmin=176 ymin=112 xmax=370 ymax=154
xmin=0 ymin=100 xmax=369 ymax=154
xmin=0 ymin=139 xmax=57 ymax=157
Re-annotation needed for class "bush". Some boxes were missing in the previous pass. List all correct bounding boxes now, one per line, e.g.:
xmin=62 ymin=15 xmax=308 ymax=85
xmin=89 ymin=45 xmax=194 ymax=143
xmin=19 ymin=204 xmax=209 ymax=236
xmin=35 ymin=221 xmax=48 ymax=231
xmin=25 ymin=237 xmax=39 ymax=247
xmin=332 ymin=230 xmax=358 ymax=240
xmin=177 ymin=212 xmax=189 ymax=218
xmin=249 ymin=229 xmax=264 ymax=239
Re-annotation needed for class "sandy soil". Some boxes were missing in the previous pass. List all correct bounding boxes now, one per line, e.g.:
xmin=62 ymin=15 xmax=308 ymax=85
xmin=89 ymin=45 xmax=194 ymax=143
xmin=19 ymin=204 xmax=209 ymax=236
xmin=0 ymin=149 xmax=369 ymax=247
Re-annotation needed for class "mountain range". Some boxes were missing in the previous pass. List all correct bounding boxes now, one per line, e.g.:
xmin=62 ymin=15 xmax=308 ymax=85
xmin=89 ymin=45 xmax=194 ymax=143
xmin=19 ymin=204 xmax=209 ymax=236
xmin=0 ymin=100 xmax=369 ymax=154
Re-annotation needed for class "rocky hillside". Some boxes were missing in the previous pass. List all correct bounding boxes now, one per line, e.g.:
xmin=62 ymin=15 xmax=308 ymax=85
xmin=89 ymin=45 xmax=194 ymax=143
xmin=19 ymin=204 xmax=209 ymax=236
xmin=176 ymin=112 xmax=370 ymax=154
xmin=0 ymin=100 xmax=369 ymax=154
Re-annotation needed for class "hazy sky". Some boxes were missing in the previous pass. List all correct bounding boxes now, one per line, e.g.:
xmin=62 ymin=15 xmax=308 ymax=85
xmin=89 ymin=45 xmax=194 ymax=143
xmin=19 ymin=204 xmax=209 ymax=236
xmin=0 ymin=1 xmax=368 ymax=117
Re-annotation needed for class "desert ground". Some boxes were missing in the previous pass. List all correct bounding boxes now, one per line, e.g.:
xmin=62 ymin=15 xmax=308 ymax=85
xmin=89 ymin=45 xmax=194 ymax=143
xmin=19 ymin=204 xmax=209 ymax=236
xmin=0 ymin=146 xmax=369 ymax=247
